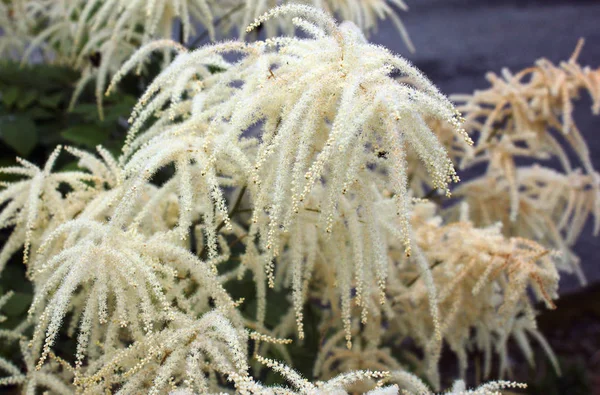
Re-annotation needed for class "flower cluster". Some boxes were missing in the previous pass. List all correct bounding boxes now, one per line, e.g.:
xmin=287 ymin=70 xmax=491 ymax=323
xmin=0 ymin=3 xmax=598 ymax=395
xmin=437 ymin=40 xmax=600 ymax=282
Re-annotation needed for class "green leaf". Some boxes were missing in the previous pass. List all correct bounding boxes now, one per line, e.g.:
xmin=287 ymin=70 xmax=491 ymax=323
xmin=39 ymin=92 xmax=64 ymax=109
xmin=0 ymin=115 xmax=38 ymax=156
xmin=0 ymin=61 xmax=79 ymax=91
xmin=69 ymin=103 xmax=100 ymax=121
xmin=1 ymin=292 xmax=32 ymax=317
xmin=102 ymin=95 xmax=136 ymax=123
xmin=59 ymin=160 xmax=82 ymax=172
xmin=1 ymin=86 xmax=19 ymax=108
xmin=17 ymin=89 xmax=38 ymax=109
xmin=61 ymin=124 xmax=110 ymax=148
xmin=26 ymin=107 xmax=55 ymax=120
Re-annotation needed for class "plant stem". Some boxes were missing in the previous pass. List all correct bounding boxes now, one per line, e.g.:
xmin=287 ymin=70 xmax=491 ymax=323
xmin=188 ymin=4 xmax=245 ymax=49
xmin=198 ymin=185 xmax=247 ymax=259
xmin=406 ymin=260 xmax=442 ymax=288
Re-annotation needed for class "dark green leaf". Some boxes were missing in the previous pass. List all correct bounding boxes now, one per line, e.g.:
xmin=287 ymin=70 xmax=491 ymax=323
xmin=39 ymin=92 xmax=64 ymax=109
xmin=1 ymin=292 xmax=32 ymax=317
xmin=69 ymin=103 xmax=100 ymax=121
xmin=0 ymin=61 xmax=78 ymax=91
xmin=1 ymin=85 xmax=19 ymax=107
xmin=26 ymin=107 xmax=55 ymax=120
xmin=59 ymin=160 xmax=82 ymax=172
xmin=102 ymin=95 xmax=136 ymax=123
xmin=61 ymin=124 xmax=110 ymax=148
xmin=17 ymin=89 xmax=38 ymax=109
xmin=0 ymin=115 xmax=38 ymax=156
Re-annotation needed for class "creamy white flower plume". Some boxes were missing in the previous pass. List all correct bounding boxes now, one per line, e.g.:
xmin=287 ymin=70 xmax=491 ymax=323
xmin=106 ymin=4 xmax=467 ymax=347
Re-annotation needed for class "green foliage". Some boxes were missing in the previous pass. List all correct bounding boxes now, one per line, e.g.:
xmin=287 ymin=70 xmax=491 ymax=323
xmin=0 ymin=61 xmax=136 ymax=163
xmin=0 ymin=115 xmax=37 ymax=156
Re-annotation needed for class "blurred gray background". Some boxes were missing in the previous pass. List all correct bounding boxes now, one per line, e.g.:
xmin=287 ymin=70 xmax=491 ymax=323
xmin=371 ymin=0 xmax=600 ymax=293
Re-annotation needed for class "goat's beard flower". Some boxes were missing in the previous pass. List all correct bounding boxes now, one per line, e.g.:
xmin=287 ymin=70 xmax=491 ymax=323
xmin=441 ymin=40 xmax=600 ymax=283
xmin=106 ymin=4 xmax=471 ymax=352
xmin=2 ymin=4 xmax=591 ymax=395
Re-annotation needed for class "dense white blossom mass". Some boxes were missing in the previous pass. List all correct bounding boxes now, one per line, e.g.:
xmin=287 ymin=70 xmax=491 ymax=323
xmin=0 ymin=2 xmax=599 ymax=395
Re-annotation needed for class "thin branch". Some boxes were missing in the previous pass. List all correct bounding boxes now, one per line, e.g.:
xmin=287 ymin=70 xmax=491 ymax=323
xmin=188 ymin=4 xmax=245 ymax=49
xmin=198 ymin=185 xmax=247 ymax=258
xmin=406 ymin=260 xmax=442 ymax=288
